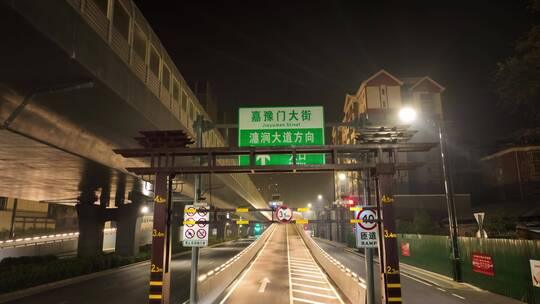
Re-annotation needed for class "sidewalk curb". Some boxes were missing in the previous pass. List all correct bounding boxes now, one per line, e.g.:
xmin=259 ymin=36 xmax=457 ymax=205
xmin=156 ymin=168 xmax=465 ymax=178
xmin=0 ymin=240 xmax=237 ymax=303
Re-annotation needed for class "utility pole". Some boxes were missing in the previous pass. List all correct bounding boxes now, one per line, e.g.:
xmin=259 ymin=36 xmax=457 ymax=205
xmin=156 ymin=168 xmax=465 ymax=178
xmin=190 ymin=115 xmax=204 ymax=304
xmin=361 ymin=170 xmax=375 ymax=304
xmin=438 ymin=122 xmax=462 ymax=282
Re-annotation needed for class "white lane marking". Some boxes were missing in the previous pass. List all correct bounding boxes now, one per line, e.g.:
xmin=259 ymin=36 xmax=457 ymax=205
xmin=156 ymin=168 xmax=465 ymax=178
xmin=437 ymin=287 xmax=447 ymax=292
xmin=291 ymin=277 xmax=328 ymax=284
xmin=290 ymin=268 xmax=324 ymax=275
xmin=296 ymin=234 xmax=345 ymax=304
xmin=219 ymin=225 xmax=277 ymax=304
xmin=290 ymin=257 xmax=313 ymax=262
xmin=292 ymin=282 xmax=333 ymax=291
xmin=401 ymin=273 xmax=433 ymax=287
xmin=291 ymin=261 xmax=317 ymax=267
xmin=290 ymin=264 xmax=319 ymax=270
xmin=292 ymin=297 xmax=327 ymax=304
xmin=287 ymin=225 xmax=294 ymax=304
xmin=258 ymin=277 xmax=271 ymax=293
xmin=292 ymin=289 xmax=338 ymax=299
xmin=452 ymin=293 xmax=466 ymax=300
xmin=291 ymin=272 xmax=326 ymax=279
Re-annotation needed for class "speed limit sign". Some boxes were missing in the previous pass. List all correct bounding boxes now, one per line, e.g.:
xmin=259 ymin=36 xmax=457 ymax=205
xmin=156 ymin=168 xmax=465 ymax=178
xmin=355 ymin=209 xmax=378 ymax=248
xmin=275 ymin=205 xmax=293 ymax=223
xmin=357 ymin=209 xmax=377 ymax=230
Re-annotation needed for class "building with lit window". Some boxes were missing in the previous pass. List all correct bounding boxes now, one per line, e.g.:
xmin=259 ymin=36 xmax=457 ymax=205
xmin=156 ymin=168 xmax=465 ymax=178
xmin=333 ymin=69 xmax=447 ymax=196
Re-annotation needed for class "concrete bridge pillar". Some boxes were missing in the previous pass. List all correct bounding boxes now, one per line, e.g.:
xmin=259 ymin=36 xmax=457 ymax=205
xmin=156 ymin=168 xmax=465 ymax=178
xmin=230 ymin=222 xmax=239 ymax=238
xmin=115 ymin=191 xmax=144 ymax=257
xmin=76 ymin=191 xmax=105 ymax=257
xmin=216 ymin=215 xmax=226 ymax=241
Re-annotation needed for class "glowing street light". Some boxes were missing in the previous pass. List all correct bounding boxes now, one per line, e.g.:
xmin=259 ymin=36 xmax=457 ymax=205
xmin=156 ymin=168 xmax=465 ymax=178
xmin=140 ymin=205 xmax=149 ymax=214
xmin=307 ymin=203 xmax=312 ymax=208
xmin=399 ymin=107 xmax=417 ymax=123
xmin=317 ymin=194 xmax=323 ymax=200
xmin=338 ymin=173 xmax=347 ymax=181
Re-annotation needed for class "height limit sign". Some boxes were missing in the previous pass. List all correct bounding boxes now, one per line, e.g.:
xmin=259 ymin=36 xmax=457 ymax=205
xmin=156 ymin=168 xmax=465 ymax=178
xmin=183 ymin=204 xmax=209 ymax=247
xmin=355 ymin=209 xmax=379 ymax=248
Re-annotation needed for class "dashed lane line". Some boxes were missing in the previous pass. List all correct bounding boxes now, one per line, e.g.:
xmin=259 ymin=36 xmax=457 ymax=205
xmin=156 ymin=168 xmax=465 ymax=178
xmin=452 ymin=293 xmax=466 ymax=300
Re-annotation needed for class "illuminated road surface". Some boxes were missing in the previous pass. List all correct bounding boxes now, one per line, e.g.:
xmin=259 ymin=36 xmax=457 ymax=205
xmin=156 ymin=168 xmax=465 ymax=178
xmin=220 ymin=224 xmax=346 ymax=304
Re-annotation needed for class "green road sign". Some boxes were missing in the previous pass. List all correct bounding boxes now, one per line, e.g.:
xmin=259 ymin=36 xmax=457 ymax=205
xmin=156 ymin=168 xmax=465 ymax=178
xmin=238 ymin=106 xmax=325 ymax=165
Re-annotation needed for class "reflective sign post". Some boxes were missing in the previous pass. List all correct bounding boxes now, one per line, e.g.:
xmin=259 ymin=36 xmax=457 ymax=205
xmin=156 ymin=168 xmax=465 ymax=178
xmin=148 ymin=172 xmax=171 ymax=304
xmin=376 ymin=163 xmax=402 ymax=304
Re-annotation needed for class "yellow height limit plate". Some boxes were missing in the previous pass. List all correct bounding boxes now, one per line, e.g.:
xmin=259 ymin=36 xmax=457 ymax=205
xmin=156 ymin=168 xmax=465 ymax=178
xmin=236 ymin=208 xmax=249 ymax=213
xmin=236 ymin=220 xmax=249 ymax=225
xmin=296 ymin=219 xmax=309 ymax=224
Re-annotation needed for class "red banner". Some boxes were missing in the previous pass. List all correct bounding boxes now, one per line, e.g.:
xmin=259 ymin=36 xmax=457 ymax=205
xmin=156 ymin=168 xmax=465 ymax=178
xmin=401 ymin=242 xmax=410 ymax=257
xmin=472 ymin=252 xmax=495 ymax=276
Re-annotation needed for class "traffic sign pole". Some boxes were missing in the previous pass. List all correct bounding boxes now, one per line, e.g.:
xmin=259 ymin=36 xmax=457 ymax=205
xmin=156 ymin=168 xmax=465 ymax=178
xmin=361 ymin=169 xmax=376 ymax=304
xmin=190 ymin=115 xmax=204 ymax=304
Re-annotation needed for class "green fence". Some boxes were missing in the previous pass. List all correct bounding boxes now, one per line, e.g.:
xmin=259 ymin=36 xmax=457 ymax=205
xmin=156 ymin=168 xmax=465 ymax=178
xmin=398 ymin=234 xmax=540 ymax=303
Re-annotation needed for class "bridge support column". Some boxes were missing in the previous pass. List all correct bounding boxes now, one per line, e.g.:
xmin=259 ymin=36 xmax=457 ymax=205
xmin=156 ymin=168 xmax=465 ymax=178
xmin=76 ymin=198 xmax=105 ymax=257
xmin=230 ymin=222 xmax=239 ymax=238
xmin=115 ymin=192 xmax=144 ymax=256
xmin=216 ymin=215 xmax=226 ymax=241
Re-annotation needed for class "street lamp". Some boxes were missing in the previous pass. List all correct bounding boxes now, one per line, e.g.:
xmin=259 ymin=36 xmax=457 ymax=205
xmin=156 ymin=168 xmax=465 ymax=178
xmin=317 ymin=194 xmax=323 ymax=200
xmin=140 ymin=205 xmax=149 ymax=214
xmin=398 ymin=107 xmax=462 ymax=282
xmin=338 ymin=173 xmax=347 ymax=181
xmin=307 ymin=203 xmax=313 ymax=208
xmin=399 ymin=107 xmax=417 ymax=123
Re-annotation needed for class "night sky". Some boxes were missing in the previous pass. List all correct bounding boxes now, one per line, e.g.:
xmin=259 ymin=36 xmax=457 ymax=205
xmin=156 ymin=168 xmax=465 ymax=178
xmin=133 ymin=0 xmax=534 ymax=205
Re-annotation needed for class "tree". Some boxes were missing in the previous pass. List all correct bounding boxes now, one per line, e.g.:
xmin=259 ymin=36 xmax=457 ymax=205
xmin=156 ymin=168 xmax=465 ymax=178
xmin=495 ymin=1 xmax=540 ymax=124
xmin=412 ymin=210 xmax=439 ymax=234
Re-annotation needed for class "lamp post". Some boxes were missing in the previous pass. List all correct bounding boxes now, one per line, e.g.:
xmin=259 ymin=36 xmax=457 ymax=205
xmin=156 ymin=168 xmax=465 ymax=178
xmin=398 ymin=107 xmax=462 ymax=282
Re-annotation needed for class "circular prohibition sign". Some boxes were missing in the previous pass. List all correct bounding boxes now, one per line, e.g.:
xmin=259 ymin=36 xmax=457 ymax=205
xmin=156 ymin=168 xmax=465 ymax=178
xmin=196 ymin=229 xmax=207 ymax=239
xmin=185 ymin=228 xmax=195 ymax=239
xmin=186 ymin=217 xmax=195 ymax=228
xmin=275 ymin=205 xmax=293 ymax=223
xmin=197 ymin=207 xmax=208 ymax=217
xmin=357 ymin=209 xmax=377 ymax=230
xmin=185 ymin=207 xmax=196 ymax=217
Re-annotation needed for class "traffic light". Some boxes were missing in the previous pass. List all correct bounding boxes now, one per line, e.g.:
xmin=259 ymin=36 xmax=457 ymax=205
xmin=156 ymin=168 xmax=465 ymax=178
xmin=254 ymin=223 xmax=262 ymax=234
xmin=341 ymin=195 xmax=361 ymax=206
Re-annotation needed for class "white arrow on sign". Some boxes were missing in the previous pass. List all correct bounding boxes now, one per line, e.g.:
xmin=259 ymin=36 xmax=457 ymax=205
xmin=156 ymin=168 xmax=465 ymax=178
xmin=256 ymin=154 xmax=271 ymax=165
xmin=258 ymin=277 xmax=270 ymax=293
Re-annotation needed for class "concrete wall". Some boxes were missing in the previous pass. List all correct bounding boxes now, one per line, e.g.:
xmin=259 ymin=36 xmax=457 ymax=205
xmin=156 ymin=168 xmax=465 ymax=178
xmin=0 ymin=228 xmax=152 ymax=260
xmin=296 ymin=225 xmax=366 ymax=303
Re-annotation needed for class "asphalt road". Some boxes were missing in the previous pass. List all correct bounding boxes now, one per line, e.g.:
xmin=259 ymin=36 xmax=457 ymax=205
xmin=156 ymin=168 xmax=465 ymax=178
xmin=220 ymin=225 xmax=346 ymax=304
xmin=313 ymin=237 xmax=524 ymax=304
xmin=4 ymin=238 xmax=255 ymax=304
